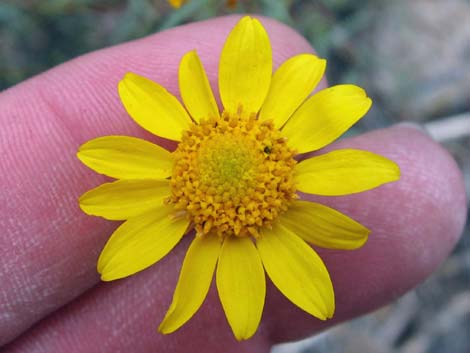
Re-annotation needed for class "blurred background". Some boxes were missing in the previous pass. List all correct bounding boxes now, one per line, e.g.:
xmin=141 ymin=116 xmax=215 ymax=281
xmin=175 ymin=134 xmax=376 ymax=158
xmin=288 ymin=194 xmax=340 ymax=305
xmin=0 ymin=0 xmax=468 ymax=352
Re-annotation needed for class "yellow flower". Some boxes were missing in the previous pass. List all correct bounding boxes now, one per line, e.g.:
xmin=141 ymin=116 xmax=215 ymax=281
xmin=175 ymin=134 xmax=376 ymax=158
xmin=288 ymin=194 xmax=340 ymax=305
xmin=168 ymin=0 xmax=186 ymax=8
xmin=168 ymin=0 xmax=238 ymax=9
xmin=77 ymin=16 xmax=400 ymax=340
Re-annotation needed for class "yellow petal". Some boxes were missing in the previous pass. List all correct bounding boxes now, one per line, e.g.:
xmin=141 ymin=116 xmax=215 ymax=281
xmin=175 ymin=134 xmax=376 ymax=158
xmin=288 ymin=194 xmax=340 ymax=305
xmin=282 ymin=85 xmax=372 ymax=153
xmin=79 ymin=179 xmax=170 ymax=220
xmin=216 ymin=236 xmax=265 ymax=340
xmin=118 ymin=73 xmax=192 ymax=141
xmin=98 ymin=206 xmax=189 ymax=281
xmin=159 ymin=235 xmax=221 ymax=334
xmin=257 ymin=223 xmax=334 ymax=319
xmin=179 ymin=51 xmax=220 ymax=123
xmin=77 ymin=136 xmax=173 ymax=179
xmin=280 ymin=200 xmax=369 ymax=249
xmin=219 ymin=16 xmax=272 ymax=115
xmin=295 ymin=149 xmax=400 ymax=195
xmin=259 ymin=54 xmax=326 ymax=129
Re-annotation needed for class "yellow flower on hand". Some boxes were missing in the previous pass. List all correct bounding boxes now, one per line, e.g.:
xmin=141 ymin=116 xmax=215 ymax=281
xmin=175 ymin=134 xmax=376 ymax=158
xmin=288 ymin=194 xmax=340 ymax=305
xmin=77 ymin=16 xmax=400 ymax=340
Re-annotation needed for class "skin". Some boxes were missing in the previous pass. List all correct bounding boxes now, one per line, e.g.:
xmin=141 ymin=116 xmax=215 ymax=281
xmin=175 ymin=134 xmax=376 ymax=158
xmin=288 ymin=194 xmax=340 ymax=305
xmin=0 ymin=15 xmax=467 ymax=352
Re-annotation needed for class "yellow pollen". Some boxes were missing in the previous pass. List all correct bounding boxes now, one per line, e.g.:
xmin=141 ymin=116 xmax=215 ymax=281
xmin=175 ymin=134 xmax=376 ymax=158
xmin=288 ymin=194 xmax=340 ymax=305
xmin=170 ymin=111 xmax=297 ymax=238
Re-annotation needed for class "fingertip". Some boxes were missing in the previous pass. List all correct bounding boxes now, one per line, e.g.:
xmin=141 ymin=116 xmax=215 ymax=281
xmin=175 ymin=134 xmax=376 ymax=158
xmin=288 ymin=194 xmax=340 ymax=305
xmin=392 ymin=123 xmax=467 ymax=243
xmin=265 ymin=124 xmax=467 ymax=343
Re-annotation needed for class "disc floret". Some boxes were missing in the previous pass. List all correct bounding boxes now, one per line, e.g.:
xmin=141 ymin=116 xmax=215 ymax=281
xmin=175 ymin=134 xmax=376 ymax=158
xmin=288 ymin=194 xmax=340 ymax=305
xmin=170 ymin=111 xmax=297 ymax=238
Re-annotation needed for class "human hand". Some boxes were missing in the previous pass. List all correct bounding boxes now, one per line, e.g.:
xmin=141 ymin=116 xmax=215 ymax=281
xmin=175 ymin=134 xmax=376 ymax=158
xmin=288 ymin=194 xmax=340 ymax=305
xmin=0 ymin=15 xmax=467 ymax=352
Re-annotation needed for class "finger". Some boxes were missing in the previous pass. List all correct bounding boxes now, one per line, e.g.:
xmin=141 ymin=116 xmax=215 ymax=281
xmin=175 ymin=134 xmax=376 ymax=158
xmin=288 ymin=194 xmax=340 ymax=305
xmin=0 ymin=15 xmax=319 ymax=345
xmin=4 ymin=125 xmax=466 ymax=352
xmin=266 ymin=124 xmax=467 ymax=342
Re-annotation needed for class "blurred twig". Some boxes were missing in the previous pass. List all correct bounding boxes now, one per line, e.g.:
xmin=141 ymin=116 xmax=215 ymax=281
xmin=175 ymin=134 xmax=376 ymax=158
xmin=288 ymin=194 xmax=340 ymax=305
xmin=423 ymin=113 xmax=470 ymax=143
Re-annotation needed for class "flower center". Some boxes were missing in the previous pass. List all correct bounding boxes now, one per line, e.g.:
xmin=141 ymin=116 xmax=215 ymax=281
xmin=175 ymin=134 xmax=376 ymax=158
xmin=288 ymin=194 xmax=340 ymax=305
xmin=170 ymin=111 xmax=297 ymax=238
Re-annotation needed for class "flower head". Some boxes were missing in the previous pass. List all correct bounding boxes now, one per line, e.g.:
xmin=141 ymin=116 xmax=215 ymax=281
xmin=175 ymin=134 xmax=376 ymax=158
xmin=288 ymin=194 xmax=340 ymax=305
xmin=168 ymin=0 xmax=238 ymax=9
xmin=77 ymin=16 xmax=400 ymax=340
xmin=168 ymin=0 xmax=186 ymax=8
